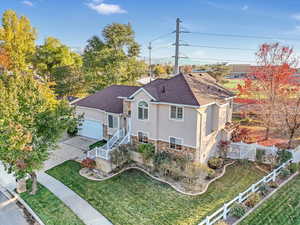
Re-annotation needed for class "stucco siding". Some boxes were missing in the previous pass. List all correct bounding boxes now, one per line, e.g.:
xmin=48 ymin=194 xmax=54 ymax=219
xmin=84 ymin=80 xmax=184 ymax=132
xmin=76 ymin=106 xmax=106 ymax=122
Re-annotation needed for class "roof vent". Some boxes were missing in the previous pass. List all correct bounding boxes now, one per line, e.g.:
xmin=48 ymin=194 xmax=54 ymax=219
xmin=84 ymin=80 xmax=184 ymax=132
xmin=162 ymin=86 xmax=166 ymax=93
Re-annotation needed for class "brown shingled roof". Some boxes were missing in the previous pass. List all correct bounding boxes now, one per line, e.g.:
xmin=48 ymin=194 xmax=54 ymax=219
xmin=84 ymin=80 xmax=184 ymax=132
xmin=73 ymin=85 xmax=139 ymax=113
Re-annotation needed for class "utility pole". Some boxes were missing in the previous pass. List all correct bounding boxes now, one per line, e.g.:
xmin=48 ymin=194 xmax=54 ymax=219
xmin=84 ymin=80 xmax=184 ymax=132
xmin=174 ymin=18 xmax=181 ymax=74
xmin=148 ymin=42 xmax=152 ymax=80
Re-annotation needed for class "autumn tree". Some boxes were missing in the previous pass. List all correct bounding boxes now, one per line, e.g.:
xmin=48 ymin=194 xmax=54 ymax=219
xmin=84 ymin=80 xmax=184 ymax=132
xmin=153 ymin=64 xmax=166 ymax=76
xmin=0 ymin=10 xmax=36 ymax=72
xmin=0 ymin=72 xmax=78 ymax=194
xmin=0 ymin=47 xmax=10 ymax=71
xmin=238 ymin=43 xmax=298 ymax=140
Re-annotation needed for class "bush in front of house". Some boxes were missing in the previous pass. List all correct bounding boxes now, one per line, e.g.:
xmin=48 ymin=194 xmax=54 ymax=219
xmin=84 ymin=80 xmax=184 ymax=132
xmin=280 ymin=168 xmax=291 ymax=178
xmin=208 ymin=157 xmax=224 ymax=169
xmin=153 ymin=151 xmax=172 ymax=167
xmin=277 ymin=150 xmax=292 ymax=164
xmin=268 ymin=181 xmax=278 ymax=188
xmin=110 ymin=145 xmax=130 ymax=166
xmin=288 ymin=163 xmax=299 ymax=173
xmin=245 ymin=193 xmax=261 ymax=208
xmin=138 ymin=143 xmax=155 ymax=161
xmin=206 ymin=168 xmax=216 ymax=179
xmin=258 ymin=184 xmax=268 ymax=196
xmin=230 ymin=203 xmax=247 ymax=218
xmin=81 ymin=158 xmax=96 ymax=169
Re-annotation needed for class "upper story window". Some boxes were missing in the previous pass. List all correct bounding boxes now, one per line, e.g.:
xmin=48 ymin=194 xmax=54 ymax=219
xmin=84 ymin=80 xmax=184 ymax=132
xmin=138 ymin=101 xmax=148 ymax=120
xmin=108 ymin=115 xmax=118 ymax=128
xmin=170 ymin=105 xmax=183 ymax=120
xmin=169 ymin=137 xmax=182 ymax=150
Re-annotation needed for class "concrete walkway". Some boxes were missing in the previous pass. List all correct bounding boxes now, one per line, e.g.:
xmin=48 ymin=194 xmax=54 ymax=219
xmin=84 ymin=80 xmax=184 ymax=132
xmin=37 ymin=172 xmax=112 ymax=225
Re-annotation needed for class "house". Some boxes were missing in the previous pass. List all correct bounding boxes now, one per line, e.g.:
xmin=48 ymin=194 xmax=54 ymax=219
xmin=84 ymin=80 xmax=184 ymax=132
xmin=73 ymin=73 xmax=235 ymax=163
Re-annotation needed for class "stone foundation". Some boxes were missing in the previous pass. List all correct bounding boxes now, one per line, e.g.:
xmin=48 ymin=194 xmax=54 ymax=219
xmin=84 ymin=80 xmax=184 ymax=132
xmin=131 ymin=136 xmax=196 ymax=160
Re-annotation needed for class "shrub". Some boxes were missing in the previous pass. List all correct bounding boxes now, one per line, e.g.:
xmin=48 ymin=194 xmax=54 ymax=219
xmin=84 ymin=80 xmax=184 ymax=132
xmin=288 ymin=163 xmax=299 ymax=173
xmin=256 ymin=150 xmax=266 ymax=162
xmin=81 ymin=158 xmax=96 ymax=169
xmin=206 ymin=168 xmax=216 ymax=179
xmin=153 ymin=151 xmax=172 ymax=167
xmin=245 ymin=193 xmax=261 ymax=208
xmin=215 ymin=220 xmax=228 ymax=225
xmin=268 ymin=181 xmax=278 ymax=188
xmin=277 ymin=150 xmax=292 ymax=164
xmin=110 ymin=145 xmax=130 ymax=166
xmin=208 ymin=157 xmax=224 ymax=169
xmin=280 ymin=168 xmax=291 ymax=178
xmin=138 ymin=143 xmax=155 ymax=161
xmin=230 ymin=203 xmax=246 ymax=218
xmin=258 ymin=184 xmax=268 ymax=196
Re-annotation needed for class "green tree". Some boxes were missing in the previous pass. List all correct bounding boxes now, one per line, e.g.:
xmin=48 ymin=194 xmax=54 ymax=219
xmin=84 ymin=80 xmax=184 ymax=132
xmin=0 ymin=10 xmax=36 ymax=72
xmin=0 ymin=72 xmax=79 ymax=194
xmin=153 ymin=64 xmax=166 ymax=76
xmin=33 ymin=37 xmax=82 ymax=77
xmin=83 ymin=35 xmax=105 ymax=69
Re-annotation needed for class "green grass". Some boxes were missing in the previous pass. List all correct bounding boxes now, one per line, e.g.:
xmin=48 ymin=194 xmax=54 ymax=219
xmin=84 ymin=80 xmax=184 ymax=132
xmin=240 ymin=174 xmax=300 ymax=225
xmin=222 ymin=79 xmax=245 ymax=90
xmin=47 ymin=160 xmax=265 ymax=225
xmin=21 ymin=182 xmax=84 ymax=225
xmin=89 ymin=139 xmax=106 ymax=150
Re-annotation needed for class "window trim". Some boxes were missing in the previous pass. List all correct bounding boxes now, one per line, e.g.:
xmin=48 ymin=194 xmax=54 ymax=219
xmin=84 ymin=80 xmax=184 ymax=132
xmin=137 ymin=131 xmax=149 ymax=143
xmin=169 ymin=105 xmax=184 ymax=121
xmin=137 ymin=100 xmax=149 ymax=121
xmin=169 ymin=136 xmax=183 ymax=150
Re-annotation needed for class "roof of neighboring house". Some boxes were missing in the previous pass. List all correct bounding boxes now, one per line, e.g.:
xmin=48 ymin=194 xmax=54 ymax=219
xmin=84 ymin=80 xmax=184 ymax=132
xmin=140 ymin=73 xmax=235 ymax=106
xmin=74 ymin=73 xmax=235 ymax=113
xmin=73 ymin=85 xmax=139 ymax=113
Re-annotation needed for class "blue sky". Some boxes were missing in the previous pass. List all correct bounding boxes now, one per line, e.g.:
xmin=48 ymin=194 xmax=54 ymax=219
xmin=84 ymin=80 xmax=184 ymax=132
xmin=2 ymin=0 xmax=300 ymax=65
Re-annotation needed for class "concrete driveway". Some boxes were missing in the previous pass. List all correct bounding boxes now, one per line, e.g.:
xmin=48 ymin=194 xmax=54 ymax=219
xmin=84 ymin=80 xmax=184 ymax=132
xmin=0 ymin=192 xmax=29 ymax=225
xmin=42 ymin=136 xmax=96 ymax=171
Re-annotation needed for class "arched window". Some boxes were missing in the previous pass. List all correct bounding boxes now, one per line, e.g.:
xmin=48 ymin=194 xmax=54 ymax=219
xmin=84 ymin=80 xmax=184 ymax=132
xmin=138 ymin=101 xmax=148 ymax=120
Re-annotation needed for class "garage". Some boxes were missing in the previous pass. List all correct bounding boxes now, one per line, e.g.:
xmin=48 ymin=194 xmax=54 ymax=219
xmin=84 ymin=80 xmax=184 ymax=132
xmin=78 ymin=119 xmax=103 ymax=140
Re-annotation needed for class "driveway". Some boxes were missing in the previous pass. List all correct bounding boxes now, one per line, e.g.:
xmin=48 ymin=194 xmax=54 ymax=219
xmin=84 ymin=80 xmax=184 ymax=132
xmin=0 ymin=191 xmax=29 ymax=225
xmin=42 ymin=136 xmax=96 ymax=171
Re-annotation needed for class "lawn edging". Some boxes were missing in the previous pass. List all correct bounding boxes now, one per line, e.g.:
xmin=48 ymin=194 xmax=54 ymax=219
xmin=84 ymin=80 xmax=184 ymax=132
xmin=79 ymin=161 xmax=235 ymax=196
xmin=233 ymin=171 xmax=299 ymax=225
xmin=0 ymin=186 xmax=46 ymax=225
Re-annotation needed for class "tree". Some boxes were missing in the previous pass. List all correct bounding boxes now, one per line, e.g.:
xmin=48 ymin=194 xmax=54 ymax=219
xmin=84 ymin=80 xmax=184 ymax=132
xmin=0 ymin=72 xmax=78 ymax=194
xmin=238 ymin=43 xmax=297 ymax=140
xmin=83 ymin=23 xmax=146 ymax=92
xmin=0 ymin=48 xmax=10 ymax=71
xmin=33 ymin=37 xmax=82 ymax=78
xmin=0 ymin=10 xmax=36 ymax=72
xmin=153 ymin=64 xmax=166 ymax=76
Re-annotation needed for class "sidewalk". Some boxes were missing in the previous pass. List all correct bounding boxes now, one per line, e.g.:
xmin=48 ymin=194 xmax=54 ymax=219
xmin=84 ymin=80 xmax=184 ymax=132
xmin=37 ymin=172 xmax=112 ymax=225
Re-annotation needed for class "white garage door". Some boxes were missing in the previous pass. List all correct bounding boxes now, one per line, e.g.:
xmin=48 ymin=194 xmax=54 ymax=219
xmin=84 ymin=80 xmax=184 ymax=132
xmin=78 ymin=119 xmax=103 ymax=140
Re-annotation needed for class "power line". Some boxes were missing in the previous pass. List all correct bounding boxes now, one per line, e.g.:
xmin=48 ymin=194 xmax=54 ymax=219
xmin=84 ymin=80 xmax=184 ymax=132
xmin=188 ymin=32 xmax=300 ymax=42
xmin=184 ymin=57 xmax=255 ymax=63
xmin=185 ymin=44 xmax=256 ymax=51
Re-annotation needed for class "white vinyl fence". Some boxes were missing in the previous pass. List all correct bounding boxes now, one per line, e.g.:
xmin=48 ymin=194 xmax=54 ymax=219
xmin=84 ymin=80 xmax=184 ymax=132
xmin=228 ymin=141 xmax=278 ymax=163
xmin=198 ymin=160 xmax=292 ymax=225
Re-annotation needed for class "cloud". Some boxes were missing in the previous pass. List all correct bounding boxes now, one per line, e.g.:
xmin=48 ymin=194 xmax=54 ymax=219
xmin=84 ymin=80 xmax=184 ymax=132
xmin=242 ymin=5 xmax=249 ymax=11
xmin=87 ymin=2 xmax=127 ymax=15
xmin=22 ymin=0 xmax=34 ymax=7
xmin=292 ymin=13 xmax=300 ymax=21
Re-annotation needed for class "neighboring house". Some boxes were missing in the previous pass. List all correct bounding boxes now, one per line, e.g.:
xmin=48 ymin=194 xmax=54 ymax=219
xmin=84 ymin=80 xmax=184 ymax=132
xmin=73 ymin=73 xmax=235 ymax=163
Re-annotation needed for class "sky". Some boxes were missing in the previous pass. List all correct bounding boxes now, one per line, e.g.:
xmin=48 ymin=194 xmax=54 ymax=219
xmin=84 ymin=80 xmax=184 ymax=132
xmin=2 ymin=0 xmax=300 ymax=65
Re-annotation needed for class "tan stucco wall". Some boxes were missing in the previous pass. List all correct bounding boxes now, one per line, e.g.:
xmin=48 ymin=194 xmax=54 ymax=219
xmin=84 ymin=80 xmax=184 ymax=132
xmin=130 ymin=90 xmax=198 ymax=148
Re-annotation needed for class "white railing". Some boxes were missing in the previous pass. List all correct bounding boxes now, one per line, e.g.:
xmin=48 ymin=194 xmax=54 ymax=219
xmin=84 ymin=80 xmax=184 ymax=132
xmin=198 ymin=160 xmax=292 ymax=225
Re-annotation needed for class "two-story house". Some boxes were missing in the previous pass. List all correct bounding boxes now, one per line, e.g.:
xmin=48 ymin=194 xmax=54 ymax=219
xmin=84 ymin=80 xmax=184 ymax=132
xmin=73 ymin=72 xmax=235 ymax=163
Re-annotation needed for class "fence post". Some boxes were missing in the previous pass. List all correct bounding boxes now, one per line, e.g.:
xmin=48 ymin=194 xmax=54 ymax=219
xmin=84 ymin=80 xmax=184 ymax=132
xmin=262 ymin=176 xmax=266 ymax=183
xmin=223 ymin=203 xmax=228 ymax=220
xmin=251 ymin=184 xmax=255 ymax=192
xmin=205 ymin=216 xmax=210 ymax=225
xmin=238 ymin=193 xmax=243 ymax=203
xmin=272 ymin=170 xmax=276 ymax=182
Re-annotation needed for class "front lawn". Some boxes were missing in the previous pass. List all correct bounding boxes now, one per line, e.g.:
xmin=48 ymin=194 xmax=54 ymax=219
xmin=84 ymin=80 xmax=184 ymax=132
xmin=21 ymin=182 xmax=84 ymax=225
xmin=47 ymin=160 xmax=265 ymax=225
xmin=240 ymin=174 xmax=300 ymax=225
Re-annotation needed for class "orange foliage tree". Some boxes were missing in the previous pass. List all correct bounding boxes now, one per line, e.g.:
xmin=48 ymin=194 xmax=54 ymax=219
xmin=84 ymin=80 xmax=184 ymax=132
xmin=238 ymin=43 xmax=298 ymax=140
xmin=0 ymin=48 xmax=10 ymax=70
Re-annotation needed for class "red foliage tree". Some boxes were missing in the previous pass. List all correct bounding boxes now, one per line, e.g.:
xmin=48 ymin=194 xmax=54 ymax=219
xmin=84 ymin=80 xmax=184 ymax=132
xmin=238 ymin=43 xmax=298 ymax=140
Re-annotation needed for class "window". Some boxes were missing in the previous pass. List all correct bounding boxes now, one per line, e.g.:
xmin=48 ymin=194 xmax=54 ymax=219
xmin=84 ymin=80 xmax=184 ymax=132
xmin=108 ymin=115 xmax=118 ymax=128
xmin=169 ymin=137 xmax=182 ymax=150
xmin=138 ymin=101 xmax=148 ymax=120
xmin=170 ymin=106 xmax=183 ymax=120
xmin=138 ymin=132 xmax=148 ymax=143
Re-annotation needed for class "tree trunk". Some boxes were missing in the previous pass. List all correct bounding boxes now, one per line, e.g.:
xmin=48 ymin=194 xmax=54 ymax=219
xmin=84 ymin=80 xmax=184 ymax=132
xmin=265 ymin=127 xmax=270 ymax=140
xmin=30 ymin=172 xmax=38 ymax=195
xmin=288 ymin=130 xmax=295 ymax=149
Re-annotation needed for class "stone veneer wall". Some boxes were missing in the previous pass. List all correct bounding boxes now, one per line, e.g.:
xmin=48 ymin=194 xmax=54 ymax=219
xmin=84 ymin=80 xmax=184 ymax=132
xmin=131 ymin=136 xmax=196 ymax=160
